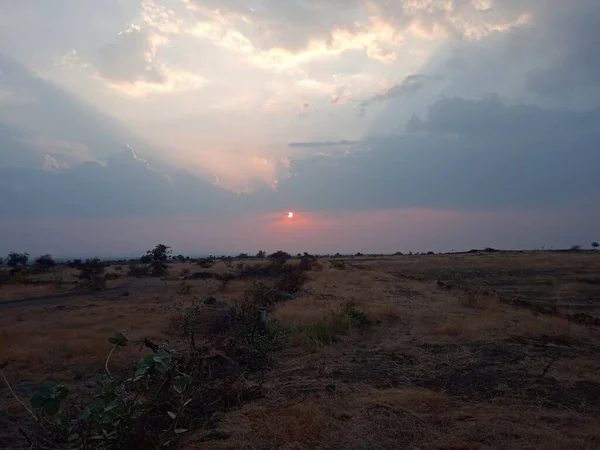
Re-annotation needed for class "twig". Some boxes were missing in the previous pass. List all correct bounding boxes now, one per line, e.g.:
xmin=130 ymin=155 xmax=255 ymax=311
xmin=105 ymin=344 xmax=117 ymax=377
xmin=540 ymin=357 xmax=557 ymax=378
xmin=0 ymin=369 xmax=37 ymax=421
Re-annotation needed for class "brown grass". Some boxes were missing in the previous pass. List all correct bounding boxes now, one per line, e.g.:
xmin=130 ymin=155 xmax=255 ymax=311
xmin=2 ymin=252 xmax=600 ymax=449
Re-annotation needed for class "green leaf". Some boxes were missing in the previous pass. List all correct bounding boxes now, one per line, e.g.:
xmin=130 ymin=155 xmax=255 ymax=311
xmin=30 ymin=394 xmax=45 ymax=408
xmin=108 ymin=331 xmax=128 ymax=347
xmin=173 ymin=374 xmax=192 ymax=394
xmin=44 ymin=398 xmax=61 ymax=416
xmin=78 ymin=408 xmax=92 ymax=420
xmin=68 ymin=433 xmax=80 ymax=442
xmin=56 ymin=386 xmax=69 ymax=400
xmin=38 ymin=381 xmax=57 ymax=396
xmin=167 ymin=411 xmax=177 ymax=420
xmin=104 ymin=400 xmax=118 ymax=412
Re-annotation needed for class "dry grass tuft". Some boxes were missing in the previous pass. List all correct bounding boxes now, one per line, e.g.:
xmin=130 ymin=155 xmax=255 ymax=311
xmin=363 ymin=388 xmax=449 ymax=414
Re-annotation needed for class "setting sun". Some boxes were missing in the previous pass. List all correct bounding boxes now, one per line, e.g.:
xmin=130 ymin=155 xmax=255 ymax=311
xmin=287 ymin=211 xmax=294 ymax=219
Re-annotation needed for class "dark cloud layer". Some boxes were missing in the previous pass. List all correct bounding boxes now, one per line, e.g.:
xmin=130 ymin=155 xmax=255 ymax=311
xmin=2 ymin=96 xmax=598 ymax=219
xmin=272 ymin=98 xmax=600 ymax=212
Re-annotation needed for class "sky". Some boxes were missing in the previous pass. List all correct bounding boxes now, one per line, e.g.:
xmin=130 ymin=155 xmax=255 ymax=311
xmin=1 ymin=0 xmax=599 ymax=257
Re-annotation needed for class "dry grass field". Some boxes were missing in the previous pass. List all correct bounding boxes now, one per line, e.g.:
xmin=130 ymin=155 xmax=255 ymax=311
xmin=1 ymin=251 xmax=599 ymax=449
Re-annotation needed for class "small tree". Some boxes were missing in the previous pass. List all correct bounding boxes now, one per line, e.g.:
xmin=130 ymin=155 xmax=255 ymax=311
xmin=592 ymin=242 xmax=599 ymax=250
xmin=78 ymin=258 xmax=106 ymax=290
xmin=269 ymin=250 xmax=291 ymax=260
xmin=255 ymin=250 xmax=266 ymax=259
xmin=0 ymin=257 xmax=4 ymax=266
xmin=6 ymin=252 xmax=29 ymax=268
xmin=35 ymin=254 xmax=56 ymax=270
xmin=144 ymin=244 xmax=172 ymax=276
xmin=145 ymin=244 xmax=172 ymax=262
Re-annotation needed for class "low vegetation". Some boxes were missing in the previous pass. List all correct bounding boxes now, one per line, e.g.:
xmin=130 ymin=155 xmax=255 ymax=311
xmin=2 ymin=249 xmax=600 ymax=449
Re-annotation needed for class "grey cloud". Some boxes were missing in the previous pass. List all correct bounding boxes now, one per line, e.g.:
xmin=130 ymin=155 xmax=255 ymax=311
xmin=0 ymin=149 xmax=236 ymax=219
xmin=361 ymin=74 xmax=432 ymax=108
xmin=367 ymin=0 xmax=600 ymax=136
xmin=187 ymin=0 xmax=518 ymax=53
xmin=189 ymin=0 xmax=362 ymax=51
xmin=270 ymin=97 xmax=600 ymax=212
xmin=288 ymin=140 xmax=358 ymax=148
xmin=524 ymin=1 xmax=600 ymax=97
xmin=0 ymin=54 xmax=172 ymax=168
xmin=92 ymin=26 xmax=167 ymax=84
xmin=2 ymin=96 xmax=599 ymax=221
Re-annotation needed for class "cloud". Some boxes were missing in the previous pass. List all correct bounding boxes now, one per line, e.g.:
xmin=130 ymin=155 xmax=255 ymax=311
xmin=288 ymin=140 xmax=359 ymax=148
xmin=361 ymin=74 xmax=433 ymax=108
xmin=184 ymin=0 xmax=530 ymax=65
xmin=0 ymin=148 xmax=237 ymax=219
xmin=524 ymin=1 xmax=600 ymax=99
xmin=272 ymin=97 xmax=600 ymax=212
xmin=54 ymin=0 xmax=205 ymax=97
xmin=93 ymin=24 xmax=167 ymax=84
xmin=5 ymin=96 xmax=598 ymax=220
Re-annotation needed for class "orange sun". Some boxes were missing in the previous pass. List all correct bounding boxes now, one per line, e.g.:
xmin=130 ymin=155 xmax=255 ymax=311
xmin=287 ymin=211 xmax=294 ymax=219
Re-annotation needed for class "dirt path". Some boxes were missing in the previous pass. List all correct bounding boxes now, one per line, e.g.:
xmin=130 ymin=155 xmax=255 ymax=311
xmin=0 ymin=278 xmax=165 ymax=311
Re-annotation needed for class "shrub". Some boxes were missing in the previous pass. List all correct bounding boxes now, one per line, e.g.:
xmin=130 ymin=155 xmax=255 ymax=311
xmin=127 ymin=264 xmax=149 ymax=277
xmin=34 ymin=254 xmax=56 ymax=270
xmin=215 ymin=272 xmax=236 ymax=291
xmin=330 ymin=260 xmax=346 ymax=270
xmin=297 ymin=303 xmax=371 ymax=349
xmin=6 ymin=252 xmax=29 ymax=267
xmin=298 ymin=257 xmax=314 ymax=271
xmin=274 ymin=266 xmax=309 ymax=294
xmin=269 ymin=250 xmax=291 ymax=266
xmin=78 ymin=258 xmax=106 ymax=289
xmin=195 ymin=259 xmax=213 ymax=268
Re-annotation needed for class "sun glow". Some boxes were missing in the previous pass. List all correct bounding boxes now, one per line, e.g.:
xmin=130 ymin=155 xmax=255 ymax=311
xmin=287 ymin=211 xmax=294 ymax=219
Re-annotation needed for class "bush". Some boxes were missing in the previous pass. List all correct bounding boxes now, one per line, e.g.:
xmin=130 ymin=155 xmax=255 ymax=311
xmin=78 ymin=259 xmax=106 ymax=289
xmin=195 ymin=259 xmax=213 ymax=268
xmin=215 ymin=272 xmax=236 ymax=291
xmin=331 ymin=260 xmax=346 ymax=270
xmin=127 ymin=264 xmax=149 ymax=277
xmin=274 ymin=266 xmax=309 ymax=294
xmin=298 ymin=257 xmax=314 ymax=271
xmin=34 ymin=254 xmax=56 ymax=270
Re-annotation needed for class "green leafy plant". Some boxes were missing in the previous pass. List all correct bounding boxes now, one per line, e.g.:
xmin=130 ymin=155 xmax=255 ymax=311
xmin=30 ymin=381 xmax=69 ymax=416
